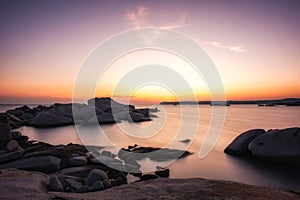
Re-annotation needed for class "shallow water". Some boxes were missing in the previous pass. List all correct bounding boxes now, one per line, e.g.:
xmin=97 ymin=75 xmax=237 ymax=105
xmin=10 ymin=105 xmax=300 ymax=192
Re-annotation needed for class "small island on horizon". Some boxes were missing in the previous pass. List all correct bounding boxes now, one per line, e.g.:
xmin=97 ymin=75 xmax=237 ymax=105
xmin=160 ymin=98 xmax=300 ymax=106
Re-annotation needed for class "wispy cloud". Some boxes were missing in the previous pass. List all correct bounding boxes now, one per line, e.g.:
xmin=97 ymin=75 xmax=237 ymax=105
xmin=204 ymin=41 xmax=247 ymax=53
xmin=126 ymin=5 xmax=191 ymax=30
xmin=126 ymin=5 xmax=149 ymax=28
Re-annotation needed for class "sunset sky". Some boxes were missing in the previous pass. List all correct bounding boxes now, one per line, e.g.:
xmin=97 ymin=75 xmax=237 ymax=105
xmin=0 ymin=0 xmax=299 ymax=104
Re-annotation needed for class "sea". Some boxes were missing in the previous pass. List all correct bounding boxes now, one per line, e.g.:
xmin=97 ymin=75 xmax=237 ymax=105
xmin=1 ymin=104 xmax=300 ymax=192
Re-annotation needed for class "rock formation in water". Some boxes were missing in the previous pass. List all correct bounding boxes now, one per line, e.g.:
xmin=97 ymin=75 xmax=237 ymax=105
xmin=225 ymin=127 xmax=300 ymax=165
xmin=3 ymin=97 xmax=157 ymax=128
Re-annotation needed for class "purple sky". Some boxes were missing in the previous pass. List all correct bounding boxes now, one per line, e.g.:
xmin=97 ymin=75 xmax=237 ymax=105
xmin=0 ymin=0 xmax=299 ymax=103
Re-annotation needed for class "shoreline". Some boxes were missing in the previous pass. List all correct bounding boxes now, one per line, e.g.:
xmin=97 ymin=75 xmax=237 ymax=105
xmin=0 ymin=129 xmax=299 ymax=199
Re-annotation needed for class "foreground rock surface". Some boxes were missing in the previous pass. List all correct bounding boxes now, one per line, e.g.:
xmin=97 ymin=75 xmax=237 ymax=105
xmin=51 ymin=177 xmax=299 ymax=200
xmin=0 ymin=169 xmax=298 ymax=200
xmin=0 ymin=169 xmax=49 ymax=200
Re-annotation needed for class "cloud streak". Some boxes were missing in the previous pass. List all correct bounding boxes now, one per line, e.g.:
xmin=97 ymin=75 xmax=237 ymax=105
xmin=126 ymin=5 xmax=191 ymax=30
xmin=126 ymin=5 xmax=149 ymax=28
xmin=204 ymin=41 xmax=247 ymax=53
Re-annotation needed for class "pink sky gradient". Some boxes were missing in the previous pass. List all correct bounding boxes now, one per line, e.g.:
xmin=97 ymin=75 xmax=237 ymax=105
xmin=0 ymin=0 xmax=299 ymax=104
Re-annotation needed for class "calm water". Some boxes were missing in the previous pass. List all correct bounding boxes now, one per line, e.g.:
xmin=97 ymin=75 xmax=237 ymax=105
xmin=2 ymin=104 xmax=300 ymax=192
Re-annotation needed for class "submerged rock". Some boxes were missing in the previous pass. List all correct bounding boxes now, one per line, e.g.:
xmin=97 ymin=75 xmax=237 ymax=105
xmin=224 ymin=129 xmax=266 ymax=156
xmin=140 ymin=174 xmax=158 ymax=181
xmin=180 ymin=139 xmax=191 ymax=143
xmin=155 ymin=168 xmax=170 ymax=178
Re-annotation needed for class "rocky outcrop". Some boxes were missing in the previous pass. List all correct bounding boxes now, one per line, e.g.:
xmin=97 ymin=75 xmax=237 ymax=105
xmin=0 ymin=127 xmax=193 ymax=194
xmin=225 ymin=127 xmax=300 ymax=165
xmin=87 ymin=112 xmax=121 ymax=125
xmin=248 ymin=127 xmax=300 ymax=164
xmin=3 ymin=97 xmax=156 ymax=128
xmin=118 ymin=145 xmax=192 ymax=163
xmin=224 ymin=129 xmax=266 ymax=155
xmin=87 ymin=97 xmax=134 ymax=113
xmin=28 ymin=111 xmax=73 ymax=128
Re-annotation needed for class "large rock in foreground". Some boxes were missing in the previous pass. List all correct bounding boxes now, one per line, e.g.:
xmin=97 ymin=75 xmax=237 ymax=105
xmin=50 ymin=178 xmax=299 ymax=200
xmin=224 ymin=129 xmax=266 ymax=156
xmin=248 ymin=127 xmax=300 ymax=165
xmin=0 ymin=169 xmax=49 ymax=200
xmin=1 ymin=169 xmax=298 ymax=200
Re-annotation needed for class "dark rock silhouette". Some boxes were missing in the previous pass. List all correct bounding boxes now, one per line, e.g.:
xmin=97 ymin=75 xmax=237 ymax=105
xmin=224 ymin=129 xmax=266 ymax=156
xmin=248 ymin=127 xmax=300 ymax=164
xmin=140 ymin=174 xmax=158 ymax=181
xmin=49 ymin=175 xmax=64 ymax=192
xmin=3 ymin=97 xmax=155 ymax=128
xmin=28 ymin=111 xmax=73 ymax=128
xmin=180 ymin=139 xmax=191 ymax=143
xmin=85 ymin=169 xmax=109 ymax=186
xmin=0 ymin=155 xmax=61 ymax=173
xmin=155 ymin=168 xmax=170 ymax=178
xmin=0 ymin=114 xmax=11 ymax=144
xmin=87 ymin=97 xmax=134 ymax=113
xmin=225 ymin=127 xmax=300 ymax=165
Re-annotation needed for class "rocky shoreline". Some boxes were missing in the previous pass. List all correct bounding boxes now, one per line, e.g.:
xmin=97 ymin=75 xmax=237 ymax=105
xmin=0 ymin=125 xmax=299 ymax=199
xmin=0 ymin=113 xmax=192 ymax=195
xmin=1 ymin=99 xmax=300 ymax=199
xmin=4 ymin=97 xmax=157 ymax=129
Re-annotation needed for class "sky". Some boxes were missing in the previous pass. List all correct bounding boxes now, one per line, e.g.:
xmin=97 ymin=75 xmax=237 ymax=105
xmin=0 ymin=0 xmax=299 ymax=104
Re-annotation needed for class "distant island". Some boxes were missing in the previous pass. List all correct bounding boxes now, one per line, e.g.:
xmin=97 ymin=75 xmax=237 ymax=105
xmin=160 ymin=98 xmax=300 ymax=106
